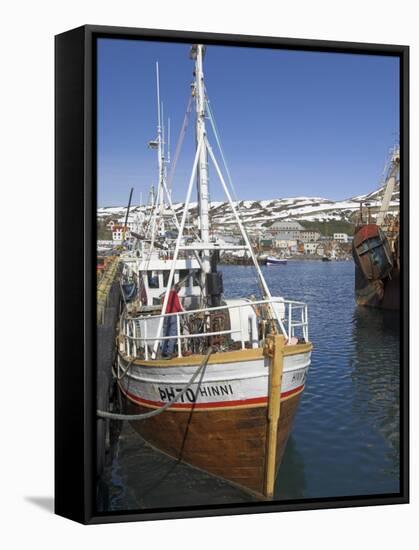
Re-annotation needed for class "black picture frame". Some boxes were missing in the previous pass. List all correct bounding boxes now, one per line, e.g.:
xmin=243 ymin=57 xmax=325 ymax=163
xmin=55 ymin=24 xmax=409 ymax=524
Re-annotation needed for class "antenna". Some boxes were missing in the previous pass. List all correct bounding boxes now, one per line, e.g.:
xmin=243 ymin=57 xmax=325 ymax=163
xmin=156 ymin=61 xmax=161 ymax=130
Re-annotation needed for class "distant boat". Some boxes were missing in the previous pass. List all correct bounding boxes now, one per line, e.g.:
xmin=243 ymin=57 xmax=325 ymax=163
xmin=266 ymin=256 xmax=287 ymax=265
xmin=321 ymin=256 xmax=331 ymax=262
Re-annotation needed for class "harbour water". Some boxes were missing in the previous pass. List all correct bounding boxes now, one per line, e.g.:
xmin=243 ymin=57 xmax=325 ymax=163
xmin=100 ymin=260 xmax=400 ymax=510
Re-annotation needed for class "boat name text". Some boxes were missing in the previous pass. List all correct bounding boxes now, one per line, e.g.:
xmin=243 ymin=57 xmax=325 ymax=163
xmin=158 ymin=384 xmax=234 ymax=403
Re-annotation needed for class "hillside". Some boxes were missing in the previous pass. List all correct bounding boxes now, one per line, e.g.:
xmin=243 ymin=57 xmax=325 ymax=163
xmin=97 ymin=181 xmax=399 ymax=232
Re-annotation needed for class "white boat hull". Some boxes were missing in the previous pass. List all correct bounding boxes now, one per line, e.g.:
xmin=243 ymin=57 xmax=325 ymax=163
xmin=118 ymin=347 xmax=311 ymax=411
xmin=266 ymin=256 xmax=287 ymax=265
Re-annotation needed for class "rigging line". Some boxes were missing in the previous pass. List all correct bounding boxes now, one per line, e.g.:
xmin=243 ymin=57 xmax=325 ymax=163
xmin=205 ymin=91 xmax=263 ymax=298
xmin=204 ymin=92 xmax=240 ymax=204
xmin=166 ymin=95 xmax=193 ymax=195
xmin=141 ymin=185 xmax=165 ymax=275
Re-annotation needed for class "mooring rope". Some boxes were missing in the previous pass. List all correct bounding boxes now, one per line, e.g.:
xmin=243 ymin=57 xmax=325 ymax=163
xmin=97 ymin=347 xmax=213 ymax=421
xmin=112 ymin=356 xmax=135 ymax=381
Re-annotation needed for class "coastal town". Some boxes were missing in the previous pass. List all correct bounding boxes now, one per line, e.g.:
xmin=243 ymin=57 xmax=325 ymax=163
xmin=98 ymin=203 xmax=354 ymax=261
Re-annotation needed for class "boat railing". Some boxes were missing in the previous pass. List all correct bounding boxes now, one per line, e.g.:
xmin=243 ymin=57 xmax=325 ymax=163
xmin=119 ymin=298 xmax=309 ymax=360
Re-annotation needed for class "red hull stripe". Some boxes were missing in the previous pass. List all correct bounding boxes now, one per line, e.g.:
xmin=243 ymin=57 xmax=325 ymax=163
xmin=121 ymin=384 xmax=305 ymax=410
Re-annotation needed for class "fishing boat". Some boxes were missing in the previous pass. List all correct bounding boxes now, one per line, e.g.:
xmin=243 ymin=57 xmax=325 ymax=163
xmin=266 ymin=256 xmax=287 ymax=265
xmin=352 ymin=147 xmax=400 ymax=310
xmin=116 ymin=45 xmax=312 ymax=499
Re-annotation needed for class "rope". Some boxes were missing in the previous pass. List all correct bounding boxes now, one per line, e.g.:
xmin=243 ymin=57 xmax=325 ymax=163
xmin=112 ymin=356 xmax=135 ymax=381
xmin=166 ymin=95 xmax=193 ymax=194
xmin=205 ymin=93 xmax=240 ymax=204
xmin=97 ymin=347 xmax=213 ymax=421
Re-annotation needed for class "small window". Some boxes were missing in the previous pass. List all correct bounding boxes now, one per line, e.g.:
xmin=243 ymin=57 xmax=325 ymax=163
xmin=147 ymin=271 xmax=159 ymax=289
xmin=178 ymin=269 xmax=190 ymax=287
xmin=162 ymin=270 xmax=170 ymax=288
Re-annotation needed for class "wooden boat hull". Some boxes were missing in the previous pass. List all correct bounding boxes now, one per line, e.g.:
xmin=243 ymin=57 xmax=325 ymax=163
xmin=124 ymin=392 xmax=301 ymax=497
xmin=117 ymin=345 xmax=311 ymax=498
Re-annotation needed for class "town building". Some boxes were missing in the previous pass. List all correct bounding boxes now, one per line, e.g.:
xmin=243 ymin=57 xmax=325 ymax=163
xmin=274 ymin=239 xmax=298 ymax=254
xmin=304 ymin=242 xmax=319 ymax=255
xmin=260 ymin=239 xmax=274 ymax=250
xmin=333 ymin=232 xmax=349 ymax=243
xmin=117 ymin=216 xmax=137 ymax=232
xmin=299 ymin=230 xmax=321 ymax=243
xmin=267 ymin=220 xmax=304 ymax=240
xmin=112 ymin=225 xmax=128 ymax=242
xmin=316 ymin=244 xmax=325 ymax=257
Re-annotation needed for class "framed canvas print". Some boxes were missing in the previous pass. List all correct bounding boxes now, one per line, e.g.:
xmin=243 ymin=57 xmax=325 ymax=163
xmin=55 ymin=25 xmax=409 ymax=524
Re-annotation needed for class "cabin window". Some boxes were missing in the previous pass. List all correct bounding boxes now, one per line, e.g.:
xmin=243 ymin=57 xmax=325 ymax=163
xmin=147 ymin=271 xmax=159 ymax=289
xmin=162 ymin=270 xmax=170 ymax=288
xmin=178 ymin=269 xmax=190 ymax=287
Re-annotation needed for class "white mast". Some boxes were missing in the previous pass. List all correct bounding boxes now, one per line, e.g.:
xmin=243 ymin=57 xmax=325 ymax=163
xmin=192 ymin=45 xmax=211 ymax=280
xmin=147 ymin=63 xmax=166 ymax=239
xmin=156 ymin=62 xmax=164 ymax=200
xmin=151 ymin=44 xmax=288 ymax=355
xmin=156 ymin=63 xmax=165 ymax=235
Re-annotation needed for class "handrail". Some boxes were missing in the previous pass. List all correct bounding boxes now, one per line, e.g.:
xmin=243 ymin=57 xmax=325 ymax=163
xmin=124 ymin=297 xmax=306 ymax=323
xmin=125 ymin=328 xmax=235 ymax=342
xmin=119 ymin=297 xmax=309 ymax=358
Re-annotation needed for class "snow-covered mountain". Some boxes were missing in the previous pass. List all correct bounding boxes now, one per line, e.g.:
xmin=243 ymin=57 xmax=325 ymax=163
xmin=97 ymin=182 xmax=399 ymax=229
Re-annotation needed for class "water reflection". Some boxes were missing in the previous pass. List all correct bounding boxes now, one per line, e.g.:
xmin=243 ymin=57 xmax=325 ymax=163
xmin=99 ymin=262 xmax=401 ymax=509
xmin=350 ymin=307 xmax=400 ymax=480
xmin=276 ymin=436 xmax=306 ymax=499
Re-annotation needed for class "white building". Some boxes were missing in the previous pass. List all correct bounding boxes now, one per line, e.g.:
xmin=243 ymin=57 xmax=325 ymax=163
xmin=274 ymin=239 xmax=298 ymax=252
xmin=333 ymin=233 xmax=349 ymax=243
xmin=268 ymin=220 xmax=304 ymax=240
xmin=316 ymin=244 xmax=325 ymax=256
xmin=300 ymin=230 xmax=321 ymax=243
xmin=304 ymin=242 xmax=318 ymax=255
xmin=117 ymin=217 xmax=137 ymax=232
xmin=269 ymin=220 xmax=304 ymax=231
xmin=112 ymin=225 xmax=129 ymax=242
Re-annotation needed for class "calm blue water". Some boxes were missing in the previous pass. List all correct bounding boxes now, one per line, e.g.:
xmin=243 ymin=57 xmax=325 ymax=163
xmin=221 ymin=261 xmax=400 ymax=499
xmin=100 ymin=261 xmax=400 ymax=510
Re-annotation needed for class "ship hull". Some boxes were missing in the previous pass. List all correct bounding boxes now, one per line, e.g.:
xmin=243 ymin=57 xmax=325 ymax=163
xmin=117 ymin=345 xmax=311 ymax=498
xmin=354 ymin=263 xmax=400 ymax=310
xmin=352 ymin=223 xmax=400 ymax=310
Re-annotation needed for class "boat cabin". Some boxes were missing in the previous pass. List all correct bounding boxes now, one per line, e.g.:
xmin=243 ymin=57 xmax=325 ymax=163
xmin=134 ymin=257 xmax=202 ymax=310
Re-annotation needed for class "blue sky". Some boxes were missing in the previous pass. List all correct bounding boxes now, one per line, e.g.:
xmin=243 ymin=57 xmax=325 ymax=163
xmin=97 ymin=39 xmax=399 ymax=207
